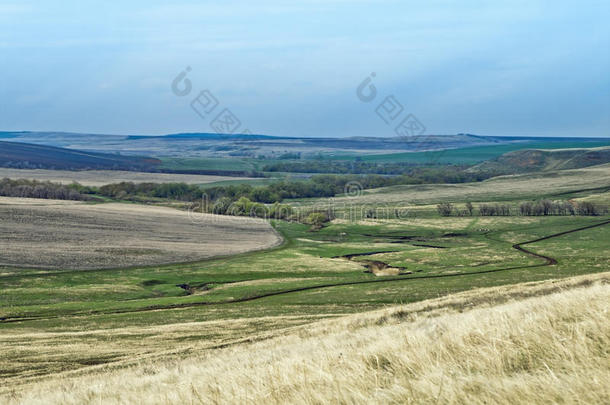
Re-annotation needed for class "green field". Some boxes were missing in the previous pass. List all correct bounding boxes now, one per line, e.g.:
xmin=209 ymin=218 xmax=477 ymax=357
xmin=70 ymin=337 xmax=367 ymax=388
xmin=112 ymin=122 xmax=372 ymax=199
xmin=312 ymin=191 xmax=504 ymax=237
xmin=1 ymin=199 xmax=609 ymax=386
xmin=157 ymin=140 xmax=610 ymax=172
xmin=159 ymin=157 xmax=265 ymax=172
xmin=329 ymin=140 xmax=610 ymax=164
xmin=1 ymin=162 xmax=609 ymax=390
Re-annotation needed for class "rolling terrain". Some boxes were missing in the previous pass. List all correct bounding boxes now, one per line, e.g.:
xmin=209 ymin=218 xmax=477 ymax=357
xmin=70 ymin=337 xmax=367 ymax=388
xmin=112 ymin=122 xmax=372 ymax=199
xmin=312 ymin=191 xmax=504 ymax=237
xmin=1 ymin=163 xmax=608 ymax=391
xmin=0 ymin=139 xmax=608 ymax=404
xmin=470 ymin=146 xmax=610 ymax=175
xmin=3 ymin=131 xmax=609 ymax=162
xmin=2 ymin=272 xmax=608 ymax=404
xmin=319 ymin=163 xmax=610 ymax=206
xmin=0 ymin=141 xmax=158 ymax=171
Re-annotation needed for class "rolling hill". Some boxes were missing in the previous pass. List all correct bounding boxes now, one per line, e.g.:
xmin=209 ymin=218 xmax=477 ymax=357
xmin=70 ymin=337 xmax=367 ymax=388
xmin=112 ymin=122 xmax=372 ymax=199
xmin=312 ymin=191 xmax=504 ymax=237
xmin=469 ymin=146 xmax=610 ymax=175
xmin=0 ymin=141 xmax=160 ymax=171
xmin=4 ymin=272 xmax=608 ymax=404
xmin=4 ymin=131 xmax=609 ymax=161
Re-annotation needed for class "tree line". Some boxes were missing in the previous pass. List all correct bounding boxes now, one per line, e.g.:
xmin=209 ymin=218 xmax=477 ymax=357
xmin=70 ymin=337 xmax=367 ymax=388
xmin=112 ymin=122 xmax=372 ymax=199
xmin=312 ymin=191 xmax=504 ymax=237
xmin=437 ymin=200 xmax=607 ymax=217
xmin=0 ymin=178 xmax=95 ymax=201
xmin=263 ymin=161 xmax=494 ymax=183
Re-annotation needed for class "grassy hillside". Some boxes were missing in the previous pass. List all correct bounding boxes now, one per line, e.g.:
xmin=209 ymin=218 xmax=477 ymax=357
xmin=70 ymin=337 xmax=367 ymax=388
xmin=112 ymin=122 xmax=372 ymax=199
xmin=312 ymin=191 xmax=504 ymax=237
xmin=1 ymin=163 xmax=608 ymax=400
xmin=1 ymin=211 xmax=608 ymax=387
xmin=330 ymin=139 xmax=610 ymax=164
xmin=4 ymin=272 xmax=608 ymax=404
xmin=304 ymin=163 xmax=610 ymax=206
xmin=470 ymin=146 xmax=610 ymax=175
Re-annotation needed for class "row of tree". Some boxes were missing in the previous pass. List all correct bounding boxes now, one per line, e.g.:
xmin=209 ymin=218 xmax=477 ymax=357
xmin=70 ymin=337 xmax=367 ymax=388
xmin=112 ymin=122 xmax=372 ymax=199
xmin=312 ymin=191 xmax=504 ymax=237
xmin=189 ymin=196 xmax=333 ymax=228
xmin=263 ymin=161 xmax=494 ymax=183
xmin=96 ymin=175 xmax=397 ymax=204
xmin=0 ymin=178 xmax=93 ymax=201
xmin=437 ymin=200 xmax=607 ymax=217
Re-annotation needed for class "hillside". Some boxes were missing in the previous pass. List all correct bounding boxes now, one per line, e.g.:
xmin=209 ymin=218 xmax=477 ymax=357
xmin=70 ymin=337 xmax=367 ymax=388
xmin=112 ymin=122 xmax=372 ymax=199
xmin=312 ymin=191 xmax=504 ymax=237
xmin=470 ymin=146 xmax=610 ymax=175
xmin=0 ymin=141 xmax=159 ymax=171
xmin=5 ymin=272 xmax=608 ymax=404
xmin=4 ymin=131 xmax=609 ymax=161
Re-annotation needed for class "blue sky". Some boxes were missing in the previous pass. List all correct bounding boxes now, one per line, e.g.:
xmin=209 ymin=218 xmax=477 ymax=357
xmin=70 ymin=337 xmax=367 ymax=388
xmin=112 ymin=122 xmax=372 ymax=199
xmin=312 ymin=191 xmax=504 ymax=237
xmin=1 ymin=0 xmax=609 ymax=137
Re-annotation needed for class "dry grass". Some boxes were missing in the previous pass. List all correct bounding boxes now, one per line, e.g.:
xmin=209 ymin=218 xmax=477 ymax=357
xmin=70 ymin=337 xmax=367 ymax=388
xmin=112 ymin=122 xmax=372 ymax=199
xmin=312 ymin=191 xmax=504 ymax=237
xmin=0 ymin=168 xmax=252 ymax=186
xmin=327 ymin=164 xmax=610 ymax=205
xmin=0 ymin=197 xmax=282 ymax=269
xmin=4 ymin=272 xmax=608 ymax=404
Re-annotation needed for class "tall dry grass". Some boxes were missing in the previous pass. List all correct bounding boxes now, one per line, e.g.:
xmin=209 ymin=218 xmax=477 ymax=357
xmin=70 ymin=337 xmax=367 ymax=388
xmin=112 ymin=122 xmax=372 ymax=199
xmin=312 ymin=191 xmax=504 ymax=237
xmin=4 ymin=274 xmax=609 ymax=404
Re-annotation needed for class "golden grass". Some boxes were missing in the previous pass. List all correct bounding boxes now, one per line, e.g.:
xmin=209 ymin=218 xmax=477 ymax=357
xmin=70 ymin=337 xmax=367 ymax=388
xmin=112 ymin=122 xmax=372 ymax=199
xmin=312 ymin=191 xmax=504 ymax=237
xmin=325 ymin=164 xmax=610 ymax=205
xmin=4 ymin=272 xmax=608 ymax=404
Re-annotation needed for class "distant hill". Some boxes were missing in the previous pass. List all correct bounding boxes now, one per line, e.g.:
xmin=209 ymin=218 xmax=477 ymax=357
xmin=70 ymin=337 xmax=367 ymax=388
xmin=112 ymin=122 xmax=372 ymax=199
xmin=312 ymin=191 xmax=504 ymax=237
xmin=2 ymin=131 xmax=609 ymax=164
xmin=0 ymin=131 xmax=544 ymax=159
xmin=0 ymin=141 xmax=160 ymax=171
xmin=469 ymin=146 xmax=610 ymax=175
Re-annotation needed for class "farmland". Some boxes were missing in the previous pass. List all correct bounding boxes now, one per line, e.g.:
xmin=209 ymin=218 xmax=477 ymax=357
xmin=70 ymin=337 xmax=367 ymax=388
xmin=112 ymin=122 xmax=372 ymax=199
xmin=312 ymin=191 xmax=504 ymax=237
xmin=0 ymin=168 xmax=256 ymax=187
xmin=0 ymin=198 xmax=281 ymax=269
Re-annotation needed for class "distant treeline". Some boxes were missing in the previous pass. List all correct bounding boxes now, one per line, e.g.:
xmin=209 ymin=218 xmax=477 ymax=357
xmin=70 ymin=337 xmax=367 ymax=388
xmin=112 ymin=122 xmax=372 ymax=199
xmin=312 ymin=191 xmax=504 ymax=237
xmin=2 ymin=168 xmax=499 ymax=212
xmin=95 ymin=180 xmax=338 ymax=225
xmin=96 ymin=175 xmax=385 ymax=203
xmin=0 ymin=178 xmax=95 ymax=201
xmin=437 ymin=200 xmax=607 ymax=217
xmin=158 ymin=168 xmax=265 ymax=177
xmin=263 ymin=161 xmax=493 ymax=181
xmin=94 ymin=170 xmax=494 ymax=207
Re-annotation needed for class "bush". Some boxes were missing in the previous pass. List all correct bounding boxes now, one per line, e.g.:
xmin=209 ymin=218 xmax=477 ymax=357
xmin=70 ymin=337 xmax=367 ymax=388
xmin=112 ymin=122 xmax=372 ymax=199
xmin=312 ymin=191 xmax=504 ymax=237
xmin=0 ymin=178 xmax=94 ymax=201
xmin=437 ymin=203 xmax=454 ymax=216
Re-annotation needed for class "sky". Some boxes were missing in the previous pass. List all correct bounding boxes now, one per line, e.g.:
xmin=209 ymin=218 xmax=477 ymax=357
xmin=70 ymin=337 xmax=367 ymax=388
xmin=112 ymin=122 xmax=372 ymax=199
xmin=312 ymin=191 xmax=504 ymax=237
xmin=0 ymin=0 xmax=609 ymax=138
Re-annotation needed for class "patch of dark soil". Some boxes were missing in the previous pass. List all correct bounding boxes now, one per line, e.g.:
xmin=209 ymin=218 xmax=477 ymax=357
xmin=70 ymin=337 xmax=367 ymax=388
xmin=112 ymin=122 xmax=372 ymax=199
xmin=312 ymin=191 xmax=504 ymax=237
xmin=141 ymin=279 xmax=164 ymax=286
xmin=412 ymin=243 xmax=446 ymax=249
xmin=176 ymin=283 xmax=194 ymax=294
xmin=177 ymin=282 xmax=215 ymax=295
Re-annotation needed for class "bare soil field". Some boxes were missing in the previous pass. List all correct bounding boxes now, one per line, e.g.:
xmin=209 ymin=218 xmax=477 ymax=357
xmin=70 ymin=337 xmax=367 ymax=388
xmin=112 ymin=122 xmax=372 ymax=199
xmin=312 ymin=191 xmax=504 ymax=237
xmin=0 ymin=197 xmax=281 ymax=270
xmin=0 ymin=168 xmax=252 ymax=186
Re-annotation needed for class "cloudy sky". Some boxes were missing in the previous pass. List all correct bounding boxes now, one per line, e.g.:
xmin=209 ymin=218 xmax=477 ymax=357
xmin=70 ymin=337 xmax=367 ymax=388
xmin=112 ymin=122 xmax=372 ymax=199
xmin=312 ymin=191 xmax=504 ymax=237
xmin=1 ymin=0 xmax=608 ymax=137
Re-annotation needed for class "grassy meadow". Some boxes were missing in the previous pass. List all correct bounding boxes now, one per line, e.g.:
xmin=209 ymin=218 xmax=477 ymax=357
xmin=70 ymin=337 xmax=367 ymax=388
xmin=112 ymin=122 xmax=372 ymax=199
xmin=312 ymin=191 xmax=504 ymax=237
xmin=3 ymin=271 xmax=609 ymax=404
xmin=0 ymin=158 xmax=609 ymax=402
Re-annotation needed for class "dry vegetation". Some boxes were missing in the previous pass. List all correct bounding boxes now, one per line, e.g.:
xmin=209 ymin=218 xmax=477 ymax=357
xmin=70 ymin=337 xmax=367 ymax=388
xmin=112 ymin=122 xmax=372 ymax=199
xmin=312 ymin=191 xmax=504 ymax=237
xmin=0 ymin=197 xmax=281 ymax=269
xmin=3 ymin=272 xmax=608 ymax=404
xmin=0 ymin=168 xmax=252 ymax=186
xmin=327 ymin=164 xmax=610 ymax=205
